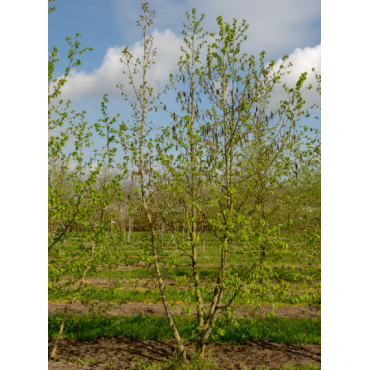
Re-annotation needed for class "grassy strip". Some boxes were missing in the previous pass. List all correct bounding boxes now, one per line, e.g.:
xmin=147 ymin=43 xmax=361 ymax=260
xmin=49 ymin=250 xmax=320 ymax=267
xmin=91 ymin=265 xmax=320 ymax=280
xmin=49 ymin=286 xmax=320 ymax=306
xmin=48 ymin=314 xmax=320 ymax=345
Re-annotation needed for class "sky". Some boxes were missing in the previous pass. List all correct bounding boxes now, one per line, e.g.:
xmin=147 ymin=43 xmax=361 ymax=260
xmin=48 ymin=0 xmax=321 ymax=161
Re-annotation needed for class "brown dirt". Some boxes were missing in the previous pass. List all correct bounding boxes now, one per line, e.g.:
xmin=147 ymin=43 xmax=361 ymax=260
xmin=48 ymin=337 xmax=320 ymax=369
xmin=114 ymin=262 xmax=318 ymax=269
xmin=49 ymin=301 xmax=320 ymax=319
xmin=49 ymin=261 xmax=319 ymax=270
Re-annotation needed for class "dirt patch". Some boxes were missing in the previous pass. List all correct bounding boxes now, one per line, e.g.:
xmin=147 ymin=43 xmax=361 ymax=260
xmin=119 ymin=263 xmax=318 ymax=269
xmin=48 ymin=337 xmax=320 ymax=369
xmin=49 ymin=301 xmax=320 ymax=319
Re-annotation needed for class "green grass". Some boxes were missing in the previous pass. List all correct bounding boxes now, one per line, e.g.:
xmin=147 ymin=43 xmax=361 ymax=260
xmin=92 ymin=264 xmax=320 ymax=281
xmin=48 ymin=283 xmax=320 ymax=306
xmin=135 ymin=350 xmax=320 ymax=370
xmin=136 ymin=356 xmax=320 ymax=370
xmin=49 ymin=231 xmax=320 ymax=267
xmin=48 ymin=314 xmax=320 ymax=345
xmin=135 ymin=351 xmax=220 ymax=370
xmin=243 ymin=367 xmax=319 ymax=370
xmin=49 ymin=232 xmax=320 ymax=331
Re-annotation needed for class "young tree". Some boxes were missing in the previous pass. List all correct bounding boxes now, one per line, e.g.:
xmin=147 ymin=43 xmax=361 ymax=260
xmin=156 ymin=9 xmax=218 ymax=355
xmin=157 ymin=12 xmax=321 ymax=357
xmin=117 ymin=2 xmax=189 ymax=361
xmin=48 ymin=3 xmax=127 ymax=360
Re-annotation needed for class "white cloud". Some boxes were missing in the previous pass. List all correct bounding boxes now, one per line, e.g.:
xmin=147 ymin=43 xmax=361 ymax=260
xmin=52 ymin=27 xmax=320 ymax=116
xmin=113 ymin=0 xmax=320 ymax=58
xmin=67 ymin=161 xmax=76 ymax=171
xmin=264 ymin=44 xmax=321 ymax=110
xmin=53 ymin=29 xmax=185 ymax=102
xmin=90 ymin=161 xmax=99 ymax=171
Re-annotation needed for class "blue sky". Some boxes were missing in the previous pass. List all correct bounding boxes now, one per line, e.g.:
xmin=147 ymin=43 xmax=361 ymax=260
xmin=48 ymin=0 xmax=321 ymax=161
xmin=49 ymin=0 xmax=321 ymax=75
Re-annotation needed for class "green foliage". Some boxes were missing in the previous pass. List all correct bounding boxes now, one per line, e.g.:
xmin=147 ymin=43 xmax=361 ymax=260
xmin=48 ymin=314 xmax=320 ymax=345
xmin=48 ymin=5 xmax=132 ymax=360
xmin=49 ymin=285 xmax=320 ymax=306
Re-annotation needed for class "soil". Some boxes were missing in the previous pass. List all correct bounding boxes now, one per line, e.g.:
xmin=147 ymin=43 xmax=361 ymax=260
xmin=49 ymin=261 xmax=320 ymax=369
xmin=48 ymin=337 xmax=320 ymax=369
xmin=112 ymin=262 xmax=317 ymax=269
xmin=49 ymin=301 xmax=320 ymax=319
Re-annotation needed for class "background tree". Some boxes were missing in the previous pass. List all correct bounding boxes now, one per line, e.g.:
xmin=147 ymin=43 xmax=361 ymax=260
xmin=48 ymin=3 xmax=128 ymax=360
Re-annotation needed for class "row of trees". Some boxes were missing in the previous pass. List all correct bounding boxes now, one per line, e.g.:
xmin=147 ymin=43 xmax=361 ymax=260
xmin=48 ymin=1 xmax=321 ymax=362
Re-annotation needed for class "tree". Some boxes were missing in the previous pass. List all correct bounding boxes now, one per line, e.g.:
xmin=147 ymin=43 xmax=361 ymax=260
xmin=48 ymin=3 xmax=126 ymax=360
xmin=117 ymin=2 xmax=189 ymax=361
xmin=155 ymin=11 xmax=321 ymax=357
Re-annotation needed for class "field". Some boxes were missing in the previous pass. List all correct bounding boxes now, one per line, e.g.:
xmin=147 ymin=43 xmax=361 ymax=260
xmin=48 ymin=231 xmax=321 ymax=369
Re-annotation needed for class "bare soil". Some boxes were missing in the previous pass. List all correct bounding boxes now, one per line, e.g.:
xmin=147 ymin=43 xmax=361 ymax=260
xmin=49 ymin=261 xmax=320 ymax=369
xmin=112 ymin=262 xmax=317 ymax=269
xmin=48 ymin=337 xmax=320 ymax=369
xmin=49 ymin=301 xmax=320 ymax=319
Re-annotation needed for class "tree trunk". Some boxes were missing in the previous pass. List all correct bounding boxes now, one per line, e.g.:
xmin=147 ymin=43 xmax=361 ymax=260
xmin=122 ymin=219 xmax=126 ymax=246
xmin=203 ymin=227 xmax=206 ymax=251
xmin=151 ymin=230 xmax=188 ymax=362
xmin=127 ymin=217 xmax=132 ymax=242
xmin=161 ymin=222 xmax=164 ymax=247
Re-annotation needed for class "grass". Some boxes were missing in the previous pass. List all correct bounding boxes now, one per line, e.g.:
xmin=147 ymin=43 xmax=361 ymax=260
xmin=48 ymin=314 xmax=320 ymax=345
xmin=49 ymin=236 xmax=320 ymax=324
xmin=48 ymin=283 xmax=320 ymax=306
xmin=49 ymin=231 xmax=320 ymax=266
xmin=68 ymin=357 xmax=97 ymax=367
xmin=134 ymin=351 xmax=220 ymax=370
xmin=49 ymin=233 xmax=320 ymax=289
xmin=247 ymin=367 xmax=319 ymax=370
xmin=92 ymin=264 xmax=320 ymax=280
xmin=136 ymin=354 xmax=320 ymax=370
xmin=49 ymin=233 xmax=320 ymax=369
